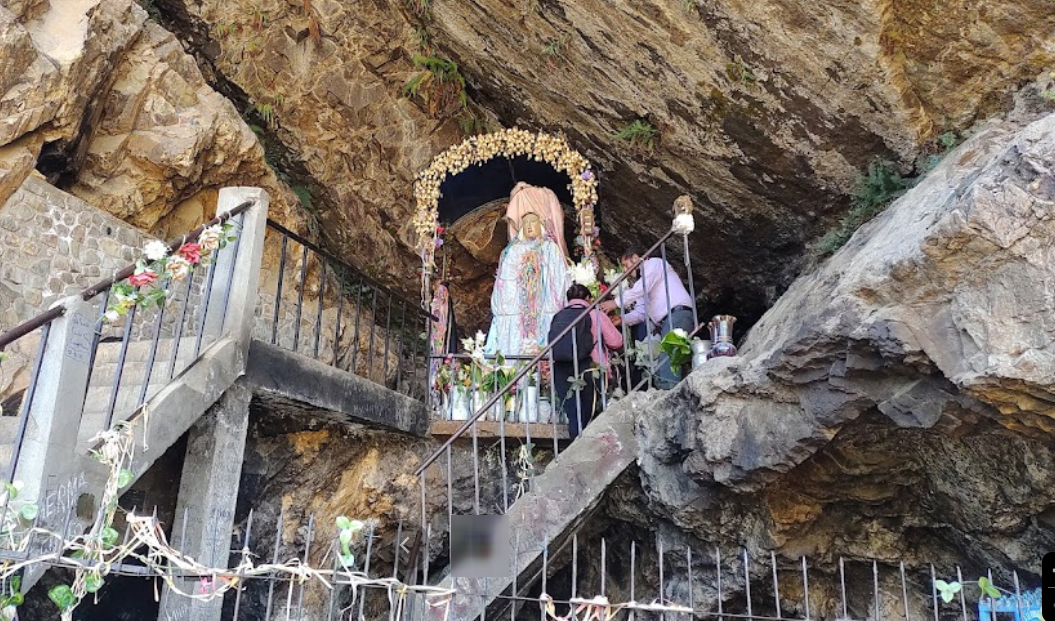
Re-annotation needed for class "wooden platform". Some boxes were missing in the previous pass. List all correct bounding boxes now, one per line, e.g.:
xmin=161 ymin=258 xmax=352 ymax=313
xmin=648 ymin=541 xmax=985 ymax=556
xmin=428 ymin=420 xmax=570 ymax=441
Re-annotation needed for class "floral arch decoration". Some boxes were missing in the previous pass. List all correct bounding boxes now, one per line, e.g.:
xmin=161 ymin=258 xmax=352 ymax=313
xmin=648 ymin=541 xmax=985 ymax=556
xmin=412 ymin=128 xmax=599 ymax=300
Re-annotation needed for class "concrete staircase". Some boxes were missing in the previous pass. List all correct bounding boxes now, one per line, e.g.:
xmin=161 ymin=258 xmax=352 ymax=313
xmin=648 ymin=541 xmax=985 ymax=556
xmin=429 ymin=391 xmax=651 ymax=621
xmin=79 ymin=336 xmax=200 ymax=445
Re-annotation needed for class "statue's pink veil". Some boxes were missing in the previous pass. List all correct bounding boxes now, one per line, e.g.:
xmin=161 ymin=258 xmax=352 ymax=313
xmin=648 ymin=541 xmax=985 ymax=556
xmin=505 ymin=182 xmax=569 ymax=258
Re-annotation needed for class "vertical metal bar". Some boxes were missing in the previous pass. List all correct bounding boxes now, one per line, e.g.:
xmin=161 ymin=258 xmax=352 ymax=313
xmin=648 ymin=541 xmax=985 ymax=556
xmin=802 ymin=555 xmax=810 ymax=620
xmin=357 ymin=522 xmax=375 ymax=620
xmin=395 ymin=301 xmax=408 ymax=393
xmin=956 ymin=566 xmax=968 ymax=621
xmin=542 ymin=536 xmax=549 ymax=602
xmin=682 ymin=232 xmax=698 ymax=327
xmin=104 ymin=299 xmax=138 ymax=430
xmin=232 ymin=509 xmax=253 ymax=620
xmin=193 ymin=260 xmax=219 ymax=358
xmin=80 ymin=289 xmax=110 ymax=411
xmin=6 ymin=322 xmax=50 ymax=481
xmin=499 ymin=401 xmax=508 ymax=512
xmin=168 ymin=269 xmax=195 ymax=379
xmin=383 ymin=292 xmax=393 ymax=384
xmin=640 ymin=256 xmax=656 ymax=390
xmin=571 ymin=534 xmax=578 ymax=600
xmin=332 ymin=280 xmax=344 ymax=368
xmin=292 ymin=244 xmax=309 ymax=352
xmin=546 ymin=350 xmax=559 ymax=453
xmin=630 ymin=541 xmax=636 ymax=610
xmin=393 ymin=520 xmax=403 ymax=579
xmin=987 ymin=568 xmax=996 ymax=621
xmin=326 ymin=532 xmax=341 ymax=621
xmin=929 ymin=564 xmax=938 ymax=621
xmin=351 ymin=276 xmax=365 ymax=372
xmin=595 ymin=307 xmax=607 ymax=411
xmin=218 ymin=212 xmax=245 ymax=333
xmin=771 ymin=551 xmax=781 ymax=620
xmin=742 ymin=548 xmax=751 ymax=620
xmin=1013 ymin=570 xmax=1023 ymax=621
xmin=900 ymin=561 xmax=910 ymax=621
xmin=716 ymin=547 xmax=723 ymax=621
xmin=271 ymin=234 xmax=288 ymax=345
xmin=686 ymin=545 xmax=694 ymax=614
xmin=472 ymin=418 xmax=480 ymax=514
xmin=263 ymin=508 xmax=285 ymax=621
xmin=314 ymin=261 xmax=326 ymax=360
xmin=368 ymin=287 xmax=379 ymax=379
xmin=874 ymin=560 xmax=881 ymax=621
xmin=446 ymin=447 xmax=453 ymax=533
xmin=841 ymin=558 xmax=849 ymax=620
xmin=137 ymin=279 xmax=170 ymax=407
xmin=616 ymin=285 xmax=632 ymax=394
xmin=600 ymin=538 xmax=606 ymax=598
xmin=295 ymin=514 xmax=315 ymax=619
xmin=571 ymin=326 xmax=583 ymax=436
xmin=512 ymin=531 xmax=521 ymax=606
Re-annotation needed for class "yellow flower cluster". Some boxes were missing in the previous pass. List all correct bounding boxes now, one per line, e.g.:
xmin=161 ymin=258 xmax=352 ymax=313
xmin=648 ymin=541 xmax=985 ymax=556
xmin=412 ymin=129 xmax=599 ymax=261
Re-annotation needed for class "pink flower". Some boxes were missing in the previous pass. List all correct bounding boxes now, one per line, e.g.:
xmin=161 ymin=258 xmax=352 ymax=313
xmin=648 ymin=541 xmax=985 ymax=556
xmin=197 ymin=577 xmax=212 ymax=594
xmin=177 ymin=243 xmax=202 ymax=265
xmin=128 ymin=269 xmax=158 ymax=287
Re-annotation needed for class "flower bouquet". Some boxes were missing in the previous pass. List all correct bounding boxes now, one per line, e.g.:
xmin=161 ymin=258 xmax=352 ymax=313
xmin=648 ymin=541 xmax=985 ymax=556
xmin=105 ymin=223 xmax=237 ymax=323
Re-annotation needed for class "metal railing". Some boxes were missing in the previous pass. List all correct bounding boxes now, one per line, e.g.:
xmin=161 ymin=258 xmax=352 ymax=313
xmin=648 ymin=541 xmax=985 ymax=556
xmin=0 ymin=201 xmax=254 ymax=483
xmin=259 ymin=220 xmax=437 ymax=400
xmin=412 ymin=220 xmax=710 ymax=596
xmin=445 ymin=530 xmax=1040 ymax=621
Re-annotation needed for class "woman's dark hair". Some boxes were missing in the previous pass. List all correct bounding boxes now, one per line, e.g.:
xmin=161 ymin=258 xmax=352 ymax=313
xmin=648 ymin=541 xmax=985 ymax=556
xmin=620 ymin=245 xmax=644 ymax=260
xmin=566 ymin=283 xmax=591 ymax=301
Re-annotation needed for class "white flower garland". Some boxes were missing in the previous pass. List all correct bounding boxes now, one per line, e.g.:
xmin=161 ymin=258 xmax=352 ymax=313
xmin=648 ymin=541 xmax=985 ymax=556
xmin=413 ymin=129 xmax=599 ymax=289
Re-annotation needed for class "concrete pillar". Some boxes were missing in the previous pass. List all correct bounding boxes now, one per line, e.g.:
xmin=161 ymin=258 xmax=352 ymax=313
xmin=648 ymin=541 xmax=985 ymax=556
xmin=16 ymin=296 xmax=95 ymax=511
xmin=201 ymin=187 xmax=269 ymax=346
xmin=157 ymin=379 xmax=252 ymax=621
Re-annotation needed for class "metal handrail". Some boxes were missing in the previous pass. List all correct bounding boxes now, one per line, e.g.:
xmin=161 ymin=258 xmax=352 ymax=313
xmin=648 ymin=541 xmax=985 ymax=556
xmin=414 ymin=227 xmax=678 ymax=475
xmin=264 ymin=219 xmax=438 ymax=323
xmin=0 ymin=200 xmax=256 ymax=350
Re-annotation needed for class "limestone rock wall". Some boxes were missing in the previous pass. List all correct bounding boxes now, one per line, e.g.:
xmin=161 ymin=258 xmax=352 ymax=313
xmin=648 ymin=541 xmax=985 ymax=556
xmin=629 ymin=110 xmax=1055 ymax=612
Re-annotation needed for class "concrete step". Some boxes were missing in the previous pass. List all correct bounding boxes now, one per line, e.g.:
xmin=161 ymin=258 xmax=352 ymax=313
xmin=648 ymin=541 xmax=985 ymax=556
xmin=428 ymin=392 xmax=650 ymax=621
xmin=88 ymin=337 xmax=201 ymax=387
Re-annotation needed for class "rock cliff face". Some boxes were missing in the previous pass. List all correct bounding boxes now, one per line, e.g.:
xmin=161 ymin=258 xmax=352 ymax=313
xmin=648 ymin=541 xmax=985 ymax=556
xmin=144 ymin=0 xmax=1055 ymax=324
xmin=629 ymin=109 xmax=1055 ymax=613
xmin=0 ymin=0 xmax=301 ymax=237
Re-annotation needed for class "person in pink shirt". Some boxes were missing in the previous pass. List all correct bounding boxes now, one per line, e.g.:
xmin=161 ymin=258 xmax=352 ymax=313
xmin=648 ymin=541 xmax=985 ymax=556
xmin=553 ymin=284 xmax=623 ymax=439
xmin=564 ymin=284 xmax=624 ymax=372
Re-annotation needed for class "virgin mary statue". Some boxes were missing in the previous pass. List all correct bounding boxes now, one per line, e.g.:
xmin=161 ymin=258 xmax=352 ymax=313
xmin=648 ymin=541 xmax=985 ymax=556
xmin=485 ymin=184 xmax=569 ymax=356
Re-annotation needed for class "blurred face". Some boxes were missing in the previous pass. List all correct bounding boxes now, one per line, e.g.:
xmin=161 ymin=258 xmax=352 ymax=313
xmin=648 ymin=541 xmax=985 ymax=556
xmin=522 ymin=214 xmax=543 ymax=240
xmin=620 ymin=255 xmax=638 ymax=273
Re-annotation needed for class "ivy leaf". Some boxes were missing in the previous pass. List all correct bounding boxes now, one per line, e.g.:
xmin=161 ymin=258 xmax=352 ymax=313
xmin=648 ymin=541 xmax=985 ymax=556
xmin=117 ymin=469 xmax=133 ymax=489
xmin=101 ymin=526 xmax=119 ymax=547
xmin=335 ymin=516 xmax=351 ymax=530
xmin=10 ymin=577 xmax=20 ymax=593
xmin=339 ymin=552 xmax=355 ymax=568
xmin=84 ymin=573 xmax=104 ymax=594
xmin=339 ymin=529 xmax=353 ymax=546
xmin=18 ymin=503 xmax=38 ymax=521
xmin=3 ymin=483 xmax=17 ymax=501
xmin=48 ymin=584 xmax=76 ymax=611
xmin=934 ymin=579 xmax=961 ymax=603
xmin=978 ymin=576 xmax=1001 ymax=599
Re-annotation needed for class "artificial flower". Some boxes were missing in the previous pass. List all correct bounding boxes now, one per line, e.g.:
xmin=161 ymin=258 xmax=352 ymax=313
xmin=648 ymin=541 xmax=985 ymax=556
xmin=672 ymin=213 xmax=695 ymax=235
xmin=128 ymin=268 xmax=158 ymax=287
xmin=104 ymin=310 xmax=121 ymax=322
xmin=672 ymin=328 xmax=689 ymax=339
xmin=164 ymin=254 xmax=192 ymax=281
xmin=177 ymin=242 xmax=203 ymax=265
xmin=198 ymin=224 xmax=224 ymax=253
xmin=143 ymin=240 xmax=169 ymax=261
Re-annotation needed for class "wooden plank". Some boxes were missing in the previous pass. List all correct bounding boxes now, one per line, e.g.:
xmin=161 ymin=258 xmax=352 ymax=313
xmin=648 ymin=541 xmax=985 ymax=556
xmin=428 ymin=420 xmax=570 ymax=441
